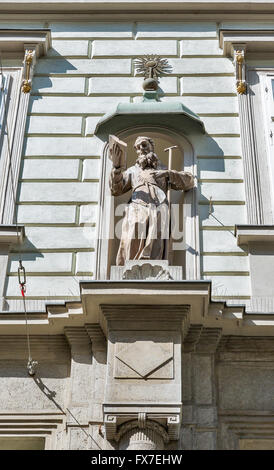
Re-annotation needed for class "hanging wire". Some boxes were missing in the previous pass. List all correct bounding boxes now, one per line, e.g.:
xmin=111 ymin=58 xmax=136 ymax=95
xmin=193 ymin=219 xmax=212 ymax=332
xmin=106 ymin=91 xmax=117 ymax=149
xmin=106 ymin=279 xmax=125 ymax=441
xmin=0 ymin=53 xmax=37 ymax=376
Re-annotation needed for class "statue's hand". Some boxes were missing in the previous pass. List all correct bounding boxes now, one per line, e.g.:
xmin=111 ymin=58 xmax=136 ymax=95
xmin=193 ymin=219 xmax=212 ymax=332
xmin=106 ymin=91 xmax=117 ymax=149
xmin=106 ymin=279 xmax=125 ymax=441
xmin=110 ymin=142 xmax=122 ymax=168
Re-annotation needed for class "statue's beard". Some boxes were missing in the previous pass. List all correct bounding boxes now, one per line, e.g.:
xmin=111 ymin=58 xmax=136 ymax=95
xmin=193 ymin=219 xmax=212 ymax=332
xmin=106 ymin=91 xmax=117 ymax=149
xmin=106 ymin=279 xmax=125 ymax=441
xmin=136 ymin=152 xmax=158 ymax=170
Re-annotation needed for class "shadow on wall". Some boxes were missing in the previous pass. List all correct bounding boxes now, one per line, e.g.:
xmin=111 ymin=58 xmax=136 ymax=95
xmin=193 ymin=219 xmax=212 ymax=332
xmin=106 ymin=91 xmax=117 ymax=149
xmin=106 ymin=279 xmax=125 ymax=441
xmin=28 ymin=50 xmax=78 ymax=102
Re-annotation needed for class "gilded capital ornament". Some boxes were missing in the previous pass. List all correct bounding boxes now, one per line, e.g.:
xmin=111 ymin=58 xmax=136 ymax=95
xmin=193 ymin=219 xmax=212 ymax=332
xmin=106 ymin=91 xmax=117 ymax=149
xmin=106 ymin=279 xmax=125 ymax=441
xmin=21 ymin=49 xmax=35 ymax=94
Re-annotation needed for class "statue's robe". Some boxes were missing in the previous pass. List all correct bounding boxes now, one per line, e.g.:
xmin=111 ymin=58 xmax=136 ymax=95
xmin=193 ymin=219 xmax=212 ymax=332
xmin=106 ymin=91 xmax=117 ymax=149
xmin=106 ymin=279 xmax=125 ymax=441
xmin=110 ymin=164 xmax=194 ymax=266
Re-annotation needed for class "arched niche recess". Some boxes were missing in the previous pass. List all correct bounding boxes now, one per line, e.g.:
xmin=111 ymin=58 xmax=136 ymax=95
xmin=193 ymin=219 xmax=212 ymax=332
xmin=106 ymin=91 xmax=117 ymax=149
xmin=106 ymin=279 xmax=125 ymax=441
xmin=95 ymin=125 xmax=200 ymax=281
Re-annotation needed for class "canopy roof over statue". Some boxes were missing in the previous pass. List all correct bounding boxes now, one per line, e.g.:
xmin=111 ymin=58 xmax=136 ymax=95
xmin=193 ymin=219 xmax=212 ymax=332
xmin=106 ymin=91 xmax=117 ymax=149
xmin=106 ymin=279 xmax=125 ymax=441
xmin=94 ymin=95 xmax=205 ymax=138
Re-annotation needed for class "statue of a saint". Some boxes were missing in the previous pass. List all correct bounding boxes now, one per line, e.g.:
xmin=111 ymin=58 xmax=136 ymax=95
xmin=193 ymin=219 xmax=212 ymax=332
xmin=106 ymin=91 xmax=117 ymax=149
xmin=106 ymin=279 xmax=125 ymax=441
xmin=109 ymin=136 xmax=194 ymax=266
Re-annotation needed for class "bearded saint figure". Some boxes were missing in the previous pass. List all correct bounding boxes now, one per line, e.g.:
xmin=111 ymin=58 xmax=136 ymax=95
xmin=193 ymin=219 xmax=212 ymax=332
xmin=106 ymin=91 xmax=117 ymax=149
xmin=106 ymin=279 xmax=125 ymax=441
xmin=109 ymin=136 xmax=194 ymax=266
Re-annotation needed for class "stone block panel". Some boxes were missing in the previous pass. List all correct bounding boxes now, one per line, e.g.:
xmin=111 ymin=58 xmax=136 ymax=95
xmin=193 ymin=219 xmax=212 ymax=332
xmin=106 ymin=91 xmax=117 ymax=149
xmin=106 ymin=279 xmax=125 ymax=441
xmin=19 ymin=182 xmax=99 ymax=202
xmin=180 ymin=39 xmax=222 ymax=56
xmin=29 ymin=96 xmax=130 ymax=114
xmin=136 ymin=22 xmax=217 ymax=38
xmin=23 ymin=227 xmax=96 ymax=249
xmin=198 ymin=157 xmax=244 ymax=180
xmin=35 ymin=58 xmax=131 ymax=75
xmin=6 ymin=275 xmax=90 ymax=297
xmin=49 ymin=40 xmax=90 ymax=57
xmin=24 ymin=136 xmax=103 ymax=156
xmin=193 ymin=355 xmax=213 ymax=405
xmin=88 ymin=77 xmax=178 ymax=94
xmin=181 ymin=76 xmax=235 ymax=95
xmin=85 ymin=117 xmax=101 ymax=135
xmin=195 ymin=136 xmax=242 ymax=157
xmin=82 ymin=159 xmax=101 ymax=179
xmin=50 ymin=22 xmax=133 ymax=39
xmin=199 ymin=181 xmax=245 ymax=201
xmin=162 ymin=96 xmax=239 ymax=115
xmin=169 ymin=58 xmax=234 ymax=75
xmin=79 ymin=204 xmax=98 ymax=225
xmin=9 ymin=252 xmax=73 ymax=273
xmin=32 ymin=77 xmax=86 ymax=94
xmin=21 ymin=159 xmax=80 ymax=179
xmin=201 ymin=116 xmax=240 ymax=135
xmin=201 ymin=231 xmax=246 ymax=253
xmin=92 ymin=39 xmax=178 ymax=57
xmin=218 ymin=363 xmax=274 ymax=410
xmin=17 ymin=204 xmax=76 ymax=224
xmin=76 ymin=251 xmax=95 ymax=274
xmin=199 ymin=203 xmax=247 ymax=227
xmin=26 ymin=116 xmax=83 ymax=135
xmin=202 ymin=255 xmax=249 ymax=272
xmin=204 ymin=275 xmax=251 ymax=296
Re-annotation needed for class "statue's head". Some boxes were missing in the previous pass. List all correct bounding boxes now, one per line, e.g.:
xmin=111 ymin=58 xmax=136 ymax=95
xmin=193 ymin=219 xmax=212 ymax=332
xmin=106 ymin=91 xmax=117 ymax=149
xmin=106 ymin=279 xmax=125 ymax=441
xmin=134 ymin=136 xmax=158 ymax=169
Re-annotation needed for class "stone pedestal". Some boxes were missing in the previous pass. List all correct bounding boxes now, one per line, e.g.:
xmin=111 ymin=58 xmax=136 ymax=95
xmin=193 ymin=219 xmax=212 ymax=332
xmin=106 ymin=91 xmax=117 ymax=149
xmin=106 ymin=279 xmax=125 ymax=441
xmin=110 ymin=260 xmax=183 ymax=280
xmin=100 ymin=303 xmax=189 ymax=448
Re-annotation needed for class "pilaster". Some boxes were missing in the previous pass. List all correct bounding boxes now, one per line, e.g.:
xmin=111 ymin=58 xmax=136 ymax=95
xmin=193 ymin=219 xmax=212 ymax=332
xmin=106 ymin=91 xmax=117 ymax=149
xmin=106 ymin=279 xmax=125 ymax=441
xmin=182 ymin=325 xmax=222 ymax=450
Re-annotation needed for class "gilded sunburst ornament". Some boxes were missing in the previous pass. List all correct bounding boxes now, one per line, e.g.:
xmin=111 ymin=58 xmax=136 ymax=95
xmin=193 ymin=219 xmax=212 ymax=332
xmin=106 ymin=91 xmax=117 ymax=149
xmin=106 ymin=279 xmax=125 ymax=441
xmin=134 ymin=55 xmax=172 ymax=80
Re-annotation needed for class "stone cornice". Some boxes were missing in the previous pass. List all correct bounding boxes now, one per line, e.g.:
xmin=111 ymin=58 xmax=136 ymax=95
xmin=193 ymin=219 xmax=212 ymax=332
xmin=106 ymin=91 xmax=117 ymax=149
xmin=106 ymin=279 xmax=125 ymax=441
xmin=235 ymin=225 xmax=274 ymax=245
xmin=220 ymin=29 xmax=274 ymax=57
xmin=0 ymin=1 xmax=274 ymax=14
xmin=0 ymin=225 xmax=24 ymax=245
xmin=0 ymin=29 xmax=51 ymax=58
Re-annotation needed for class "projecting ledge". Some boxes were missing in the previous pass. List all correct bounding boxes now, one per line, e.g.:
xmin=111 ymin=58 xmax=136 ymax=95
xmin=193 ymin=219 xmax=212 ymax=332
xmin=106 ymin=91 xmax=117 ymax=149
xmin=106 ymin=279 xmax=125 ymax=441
xmin=80 ymin=280 xmax=211 ymax=323
xmin=235 ymin=225 xmax=274 ymax=245
xmin=0 ymin=225 xmax=25 ymax=245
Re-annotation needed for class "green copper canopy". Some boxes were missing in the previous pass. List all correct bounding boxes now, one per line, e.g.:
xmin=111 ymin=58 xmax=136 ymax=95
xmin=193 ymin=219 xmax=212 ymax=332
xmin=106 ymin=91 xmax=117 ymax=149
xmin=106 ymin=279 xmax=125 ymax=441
xmin=94 ymin=93 xmax=205 ymax=137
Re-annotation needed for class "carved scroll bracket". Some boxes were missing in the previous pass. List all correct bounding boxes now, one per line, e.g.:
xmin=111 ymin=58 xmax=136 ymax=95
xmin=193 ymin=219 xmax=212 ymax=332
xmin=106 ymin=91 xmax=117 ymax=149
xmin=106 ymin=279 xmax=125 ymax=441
xmin=104 ymin=413 xmax=180 ymax=443
xmin=22 ymin=44 xmax=38 ymax=94
xmin=232 ymin=44 xmax=247 ymax=95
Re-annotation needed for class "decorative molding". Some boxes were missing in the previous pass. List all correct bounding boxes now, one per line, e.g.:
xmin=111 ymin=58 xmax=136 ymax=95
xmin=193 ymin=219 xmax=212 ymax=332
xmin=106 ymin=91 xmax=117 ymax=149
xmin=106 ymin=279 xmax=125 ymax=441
xmin=234 ymin=46 xmax=246 ymax=95
xmin=0 ymin=225 xmax=24 ymax=244
xmin=0 ymin=29 xmax=51 ymax=226
xmin=115 ymin=419 xmax=169 ymax=445
xmin=183 ymin=324 xmax=203 ymax=352
xmin=219 ymin=30 xmax=274 ymax=57
xmin=219 ymin=29 xmax=274 ymax=225
xmin=0 ymin=29 xmax=51 ymax=58
xmin=218 ymin=335 xmax=274 ymax=353
xmin=0 ymin=334 xmax=69 ymax=359
xmin=64 ymin=326 xmax=91 ymax=350
xmin=104 ymin=412 xmax=181 ymax=443
xmin=236 ymin=225 xmax=274 ymax=245
xmin=21 ymin=48 xmax=36 ymax=94
xmin=85 ymin=323 xmax=106 ymax=344
xmin=183 ymin=325 xmax=222 ymax=353
xmin=0 ymin=412 xmax=64 ymax=450
xmin=167 ymin=415 xmax=180 ymax=441
xmin=104 ymin=415 xmax=117 ymax=441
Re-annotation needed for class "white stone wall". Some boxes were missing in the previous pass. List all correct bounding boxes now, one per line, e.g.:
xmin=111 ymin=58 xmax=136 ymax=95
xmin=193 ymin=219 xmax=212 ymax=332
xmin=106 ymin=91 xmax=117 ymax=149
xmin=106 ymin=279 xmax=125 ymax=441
xmin=1 ymin=20 xmax=251 ymax=305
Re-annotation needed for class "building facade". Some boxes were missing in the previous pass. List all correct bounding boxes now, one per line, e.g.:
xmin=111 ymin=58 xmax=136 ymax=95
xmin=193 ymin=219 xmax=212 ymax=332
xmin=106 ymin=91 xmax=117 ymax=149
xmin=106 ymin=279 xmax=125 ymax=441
xmin=0 ymin=0 xmax=274 ymax=450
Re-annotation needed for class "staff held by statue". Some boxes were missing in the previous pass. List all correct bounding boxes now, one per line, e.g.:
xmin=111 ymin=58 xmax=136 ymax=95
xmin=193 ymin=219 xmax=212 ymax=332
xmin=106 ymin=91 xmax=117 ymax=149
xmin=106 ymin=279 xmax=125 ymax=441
xmin=164 ymin=145 xmax=178 ymax=261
